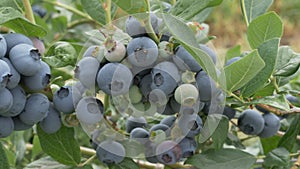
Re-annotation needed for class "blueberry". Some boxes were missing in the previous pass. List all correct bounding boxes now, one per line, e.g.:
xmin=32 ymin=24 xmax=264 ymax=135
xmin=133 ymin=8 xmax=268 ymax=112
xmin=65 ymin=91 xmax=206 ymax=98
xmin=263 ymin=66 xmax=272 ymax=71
xmin=22 ymin=61 xmax=51 ymax=91
xmin=126 ymin=116 xmax=147 ymax=133
xmin=238 ymin=109 xmax=265 ymax=135
xmin=76 ymin=97 xmax=104 ymax=124
xmin=156 ymin=140 xmax=182 ymax=164
xmin=12 ymin=115 xmax=33 ymax=131
xmin=125 ymin=13 xmax=161 ymax=38
xmin=130 ymin=127 xmax=150 ymax=144
xmin=0 ymin=59 xmax=11 ymax=89
xmin=223 ymin=106 xmax=236 ymax=120
xmin=148 ymin=89 xmax=169 ymax=106
xmin=75 ymin=57 xmax=100 ymax=89
xmin=149 ymin=123 xmax=170 ymax=136
xmin=82 ymin=45 xmax=105 ymax=62
xmin=157 ymin=103 xmax=176 ymax=115
xmin=177 ymin=137 xmax=197 ymax=158
xmin=174 ymin=46 xmax=202 ymax=72
xmin=97 ymin=63 xmax=133 ymax=95
xmin=90 ymin=129 xmax=102 ymax=150
xmin=225 ymin=56 xmax=241 ymax=66
xmin=2 ymin=58 xmax=20 ymax=89
xmin=0 ymin=88 xmax=13 ymax=115
xmin=31 ymin=37 xmax=45 ymax=55
xmin=178 ymin=114 xmax=203 ymax=138
xmin=169 ymin=96 xmax=181 ymax=113
xmin=32 ymin=5 xmax=47 ymax=18
xmin=160 ymin=116 xmax=176 ymax=127
xmin=53 ymin=86 xmax=81 ymax=114
xmin=3 ymin=33 xmax=33 ymax=53
xmin=104 ymin=41 xmax=126 ymax=62
xmin=174 ymin=84 xmax=199 ymax=106
xmin=129 ymin=85 xmax=143 ymax=104
xmin=157 ymin=41 xmax=173 ymax=62
xmin=199 ymin=44 xmax=217 ymax=64
xmin=9 ymin=44 xmax=42 ymax=76
xmin=286 ymin=94 xmax=300 ymax=106
xmin=145 ymin=142 xmax=159 ymax=163
xmin=0 ymin=34 xmax=7 ymax=58
xmin=40 ymin=104 xmax=62 ymax=134
xmin=195 ymin=71 xmax=218 ymax=102
xmin=127 ymin=37 xmax=159 ymax=67
xmin=139 ymin=74 xmax=152 ymax=98
xmin=0 ymin=116 xmax=14 ymax=138
xmin=151 ymin=69 xmax=177 ymax=96
xmin=1 ymin=86 xmax=26 ymax=117
xmin=258 ymin=113 xmax=281 ymax=138
xmin=96 ymin=140 xmax=126 ymax=164
xmin=19 ymin=93 xmax=50 ymax=125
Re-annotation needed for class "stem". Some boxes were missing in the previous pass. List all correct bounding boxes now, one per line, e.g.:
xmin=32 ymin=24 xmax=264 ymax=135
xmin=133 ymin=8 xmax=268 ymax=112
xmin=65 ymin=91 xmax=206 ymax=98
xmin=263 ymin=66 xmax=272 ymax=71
xmin=104 ymin=94 xmax=110 ymax=112
xmin=291 ymin=154 xmax=300 ymax=169
xmin=80 ymin=146 xmax=96 ymax=156
xmin=240 ymin=0 xmax=249 ymax=26
xmin=22 ymin=0 xmax=36 ymax=24
xmin=271 ymin=76 xmax=280 ymax=93
xmin=43 ymin=0 xmax=99 ymax=25
xmin=144 ymin=1 xmax=160 ymax=44
xmin=78 ymin=154 xmax=97 ymax=167
xmin=105 ymin=0 xmax=112 ymax=24
xmin=229 ymin=92 xmax=245 ymax=104
xmin=67 ymin=19 xmax=95 ymax=29
xmin=171 ymin=0 xmax=176 ymax=5
xmin=277 ymin=131 xmax=300 ymax=141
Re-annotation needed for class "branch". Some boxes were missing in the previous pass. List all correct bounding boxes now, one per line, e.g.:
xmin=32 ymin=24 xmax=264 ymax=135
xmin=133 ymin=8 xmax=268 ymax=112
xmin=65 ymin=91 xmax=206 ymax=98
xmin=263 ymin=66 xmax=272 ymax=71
xmin=22 ymin=0 xmax=36 ymax=24
xmin=257 ymin=104 xmax=300 ymax=116
xmin=291 ymin=154 xmax=300 ymax=169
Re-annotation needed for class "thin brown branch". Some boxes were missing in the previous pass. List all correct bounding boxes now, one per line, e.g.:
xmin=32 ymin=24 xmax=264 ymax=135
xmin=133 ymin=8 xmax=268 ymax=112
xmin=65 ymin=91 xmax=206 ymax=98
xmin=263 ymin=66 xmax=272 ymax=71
xmin=257 ymin=104 xmax=300 ymax=116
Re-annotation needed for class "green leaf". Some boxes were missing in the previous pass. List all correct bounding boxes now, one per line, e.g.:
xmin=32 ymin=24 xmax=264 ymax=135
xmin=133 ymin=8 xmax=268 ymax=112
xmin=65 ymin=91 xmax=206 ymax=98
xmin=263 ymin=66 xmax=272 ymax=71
xmin=247 ymin=12 xmax=283 ymax=49
xmin=108 ymin=158 xmax=139 ymax=169
xmin=37 ymin=125 xmax=81 ymax=166
xmin=162 ymin=13 xmax=218 ymax=81
xmin=211 ymin=115 xmax=229 ymax=149
xmin=242 ymin=0 xmax=273 ymax=23
xmin=263 ymin=147 xmax=290 ymax=168
xmin=111 ymin=0 xmax=148 ymax=14
xmin=44 ymin=42 xmax=77 ymax=68
xmin=31 ymin=135 xmax=43 ymax=161
xmin=0 ymin=7 xmax=47 ymax=37
xmin=224 ymin=50 xmax=265 ymax=92
xmin=192 ymin=8 xmax=213 ymax=23
xmin=81 ymin=0 xmax=117 ymax=25
xmin=185 ymin=149 xmax=256 ymax=169
xmin=170 ymin=0 xmax=223 ymax=20
xmin=275 ymin=46 xmax=300 ymax=77
xmin=260 ymin=135 xmax=281 ymax=154
xmin=24 ymin=156 xmax=70 ymax=169
xmin=51 ymin=16 xmax=68 ymax=33
xmin=225 ymin=45 xmax=241 ymax=63
xmin=0 ymin=142 xmax=10 ymax=169
xmin=251 ymin=94 xmax=290 ymax=111
xmin=278 ymin=114 xmax=300 ymax=152
xmin=241 ymin=38 xmax=280 ymax=97
xmin=0 ymin=0 xmax=21 ymax=10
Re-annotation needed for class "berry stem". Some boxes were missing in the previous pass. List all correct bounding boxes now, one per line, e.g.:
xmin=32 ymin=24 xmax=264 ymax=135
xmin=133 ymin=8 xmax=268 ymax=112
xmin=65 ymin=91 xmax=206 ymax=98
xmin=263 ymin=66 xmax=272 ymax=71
xmin=104 ymin=0 xmax=112 ymax=24
xmin=271 ymin=76 xmax=280 ymax=93
xmin=144 ymin=0 xmax=160 ymax=44
xmin=240 ymin=0 xmax=249 ymax=26
xmin=78 ymin=154 xmax=97 ymax=167
xmin=22 ymin=0 xmax=36 ymax=24
xmin=43 ymin=0 xmax=101 ymax=26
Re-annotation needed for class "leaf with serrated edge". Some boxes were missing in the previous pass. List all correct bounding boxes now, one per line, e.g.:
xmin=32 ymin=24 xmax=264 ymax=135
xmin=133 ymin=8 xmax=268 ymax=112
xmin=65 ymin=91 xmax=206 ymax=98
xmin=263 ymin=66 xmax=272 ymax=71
xmin=243 ymin=0 xmax=273 ymax=22
xmin=37 ymin=125 xmax=81 ymax=166
xmin=224 ymin=50 xmax=265 ymax=92
xmin=241 ymin=38 xmax=279 ymax=97
xmin=247 ymin=12 xmax=283 ymax=49
xmin=185 ymin=149 xmax=256 ymax=169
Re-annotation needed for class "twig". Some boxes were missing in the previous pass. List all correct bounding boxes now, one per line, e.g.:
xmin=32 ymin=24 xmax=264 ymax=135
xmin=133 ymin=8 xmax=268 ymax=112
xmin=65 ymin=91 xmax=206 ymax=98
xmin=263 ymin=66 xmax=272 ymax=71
xmin=291 ymin=154 xmax=300 ymax=169
xmin=240 ymin=0 xmax=249 ymax=26
xmin=277 ymin=131 xmax=300 ymax=141
xmin=257 ymin=104 xmax=300 ymax=116
xmin=78 ymin=154 xmax=97 ymax=167
xmin=104 ymin=0 xmax=112 ymax=24
xmin=22 ymin=0 xmax=36 ymax=24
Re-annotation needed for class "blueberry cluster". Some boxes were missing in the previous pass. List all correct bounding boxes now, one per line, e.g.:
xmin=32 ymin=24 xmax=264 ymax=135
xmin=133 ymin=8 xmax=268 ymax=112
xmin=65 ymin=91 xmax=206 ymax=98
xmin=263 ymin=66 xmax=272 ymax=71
xmin=71 ymin=13 xmax=230 ymax=165
xmin=0 ymin=33 xmax=61 ymax=137
xmin=238 ymin=109 xmax=281 ymax=138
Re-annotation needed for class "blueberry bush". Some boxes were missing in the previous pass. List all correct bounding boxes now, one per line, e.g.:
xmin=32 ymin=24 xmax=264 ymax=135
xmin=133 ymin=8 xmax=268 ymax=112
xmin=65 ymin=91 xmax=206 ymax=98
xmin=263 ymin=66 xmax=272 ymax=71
xmin=0 ymin=0 xmax=300 ymax=169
